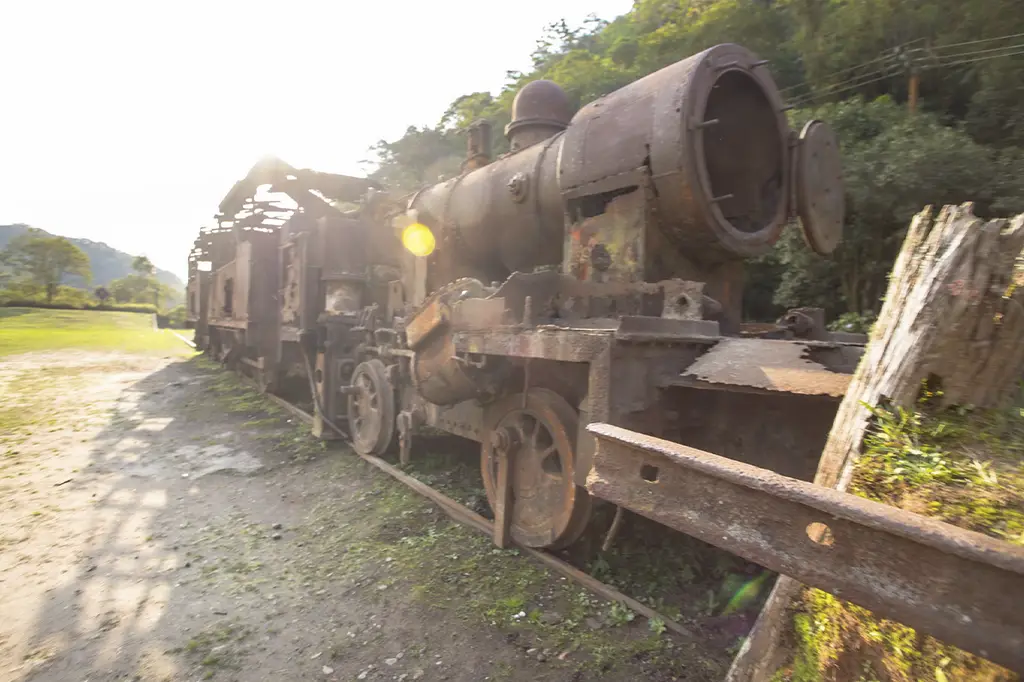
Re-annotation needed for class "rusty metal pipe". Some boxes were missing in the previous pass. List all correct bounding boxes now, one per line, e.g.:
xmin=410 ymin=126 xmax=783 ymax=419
xmin=585 ymin=423 xmax=1024 ymax=672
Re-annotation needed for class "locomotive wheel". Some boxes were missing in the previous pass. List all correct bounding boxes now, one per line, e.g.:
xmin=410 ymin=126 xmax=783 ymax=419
xmin=481 ymin=389 xmax=592 ymax=550
xmin=346 ymin=359 xmax=395 ymax=455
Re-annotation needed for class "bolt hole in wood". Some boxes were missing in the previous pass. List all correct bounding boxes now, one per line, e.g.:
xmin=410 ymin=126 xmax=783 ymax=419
xmin=315 ymin=369 xmax=323 ymax=383
xmin=640 ymin=464 xmax=660 ymax=482
xmin=805 ymin=522 xmax=835 ymax=547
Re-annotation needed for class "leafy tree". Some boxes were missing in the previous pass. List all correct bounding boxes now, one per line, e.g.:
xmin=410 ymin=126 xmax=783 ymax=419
xmin=94 ymin=286 xmax=110 ymax=305
xmin=128 ymin=254 xmax=164 ymax=307
xmin=367 ymin=126 xmax=463 ymax=191
xmin=132 ymin=255 xmax=155 ymax=276
xmin=0 ymin=228 xmax=91 ymax=303
xmin=109 ymin=274 xmax=154 ymax=304
xmin=774 ymin=97 xmax=1006 ymax=315
xmin=167 ymin=304 xmax=187 ymax=328
xmin=108 ymin=274 xmax=177 ymax=310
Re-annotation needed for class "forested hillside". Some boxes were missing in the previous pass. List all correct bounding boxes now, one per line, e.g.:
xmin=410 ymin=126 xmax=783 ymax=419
xmin=0 ymin=223 xmax=184 ymax=291
xmin=368 ymin=0 xmax=1024 ymax=324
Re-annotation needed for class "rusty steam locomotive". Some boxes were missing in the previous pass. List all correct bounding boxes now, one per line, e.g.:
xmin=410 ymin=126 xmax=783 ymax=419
xmin=188 ymin=42 xmax=856 ymax=551
xmin=185 ymin=42 xmax=1024 ymax=674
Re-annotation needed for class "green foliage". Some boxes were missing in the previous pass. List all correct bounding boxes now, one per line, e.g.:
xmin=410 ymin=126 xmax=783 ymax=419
xmin=857 ymin=403 xmax=969 ymax=495
xmin=1 ymin=228 xmax=91 ymax=303
xmin=828 ymin=310 xmax=875 ymax=334
xmin=367 ymin=127 xmax=464 ymax=192
xmin=790 ymin=586 xmax=1011 ymax=682
xmin=132 ymin=255 xmax=155 ymax=276
xmin=770 ymin=97 xmax=1015 ymax=316
xmin=166 ymin=304 xmax=187 ymax=328
xmin=1 ymin=300 xmax=157 ymax=313
xmin=107 ymin=272 xmax=178 ymax=310
xmin=1 ymin=282 xmax=98 ymax=308
xmin=110 ymin=273 xmax=153 ymax=303
xmin=47 ymin=286 xmax=92 ymax=308
xmin=852 ymin=393 xmax=1024 ymax=542
xmin=607 ymin=602 xmax=636 ymax=627
xmin=1 ymin=279 xmax=157 ymax=314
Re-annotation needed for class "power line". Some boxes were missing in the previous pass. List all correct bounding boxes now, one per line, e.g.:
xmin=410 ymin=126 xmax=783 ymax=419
xmin=788 ymin=45 xmax=1024 ymax=108
xmin=793 ymin=60 xmax=901 ymax=98
xmin=929 ymin=47 xmax=1024 ymax=70
xmin=927 ymin=43 xmax=1024 ymax=65
xmin=781 ymin=30 xmax=1024 ymax=100
xmin=929 ymin=31 xmax=1024 ymax=52
xmin=785 ymin=36 xmax=1024 ymax=108
xmin=779 ymin=54 xmax=896 ymax=93
xmin=782 ymin=60 xmax=897 ymax=96
xmin=789 ymin=72 xmax=897 ymax=107
xmin=779 ymin=39 xmax=923 ymax=93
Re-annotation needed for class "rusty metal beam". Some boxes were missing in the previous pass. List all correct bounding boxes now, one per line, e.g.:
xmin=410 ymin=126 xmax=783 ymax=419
xmin=453 ymin=328 xmax=610 ymax=362
xmin=585 ymin=423 xmax=1024 ymax=673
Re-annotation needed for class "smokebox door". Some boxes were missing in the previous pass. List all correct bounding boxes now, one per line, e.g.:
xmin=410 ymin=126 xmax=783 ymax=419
xmin=794 ymin=119 xmax=844 ymax=256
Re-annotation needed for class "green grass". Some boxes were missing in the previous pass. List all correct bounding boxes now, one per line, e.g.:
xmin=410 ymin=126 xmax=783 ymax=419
xmin=0 ymin=307 xmax=194 ymax=356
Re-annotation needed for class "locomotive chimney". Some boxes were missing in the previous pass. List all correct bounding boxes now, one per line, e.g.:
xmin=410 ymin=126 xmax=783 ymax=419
xmin=464 ymin=119 xmax=492 ymax=171
xmin=505 ymin=80 xmax=573 ymax=152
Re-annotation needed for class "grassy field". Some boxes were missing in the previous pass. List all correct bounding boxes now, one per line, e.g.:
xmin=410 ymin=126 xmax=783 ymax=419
xmin=0 ymin=307 xmax=195 ymax=356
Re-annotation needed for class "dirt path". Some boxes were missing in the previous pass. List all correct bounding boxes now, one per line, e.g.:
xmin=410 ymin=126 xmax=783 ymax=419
xmin=0 ymin=351 xmax=722 ymax=682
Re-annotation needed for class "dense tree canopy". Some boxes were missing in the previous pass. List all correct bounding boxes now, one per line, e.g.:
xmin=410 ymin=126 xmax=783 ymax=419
xmin=108 ymin=273 xmax=176 ymax=308
xmin=367 ymin=0 xmax=1024 ymax=322
xmin=132 ymin=255 xmax=155 ymax=276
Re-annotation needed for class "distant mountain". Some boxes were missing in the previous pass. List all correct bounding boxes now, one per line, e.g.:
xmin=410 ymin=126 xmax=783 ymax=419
xmin=0 ymin=224 xmax=184 ymax=291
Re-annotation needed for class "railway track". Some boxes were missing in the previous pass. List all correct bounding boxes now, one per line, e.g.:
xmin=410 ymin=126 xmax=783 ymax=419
xmin=255 ymin=381 xmax=698 ymax=640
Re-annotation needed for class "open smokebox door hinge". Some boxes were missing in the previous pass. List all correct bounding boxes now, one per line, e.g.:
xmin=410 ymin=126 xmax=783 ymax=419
xmin=790 ymin=119 xmax=845 ymax=257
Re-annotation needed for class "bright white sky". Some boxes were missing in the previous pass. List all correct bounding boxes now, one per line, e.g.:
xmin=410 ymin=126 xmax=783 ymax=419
xmin=0 ymin=0 xmax=633 ymax=281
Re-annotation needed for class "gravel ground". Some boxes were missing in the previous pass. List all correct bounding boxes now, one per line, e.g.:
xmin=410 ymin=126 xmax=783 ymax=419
xmin=0 ymin=351 xmax=726 ymax=682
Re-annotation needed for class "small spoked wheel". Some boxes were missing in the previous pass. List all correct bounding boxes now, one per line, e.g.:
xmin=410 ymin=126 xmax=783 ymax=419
xmin=346 ymin=359 xmax=395 ymax=455
xmin=481 ymin=388 xmax=592 ymax=550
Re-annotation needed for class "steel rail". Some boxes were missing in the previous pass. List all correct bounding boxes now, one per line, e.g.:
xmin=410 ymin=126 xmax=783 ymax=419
xmin=585 ymin=423 xmax=1024 ymax=673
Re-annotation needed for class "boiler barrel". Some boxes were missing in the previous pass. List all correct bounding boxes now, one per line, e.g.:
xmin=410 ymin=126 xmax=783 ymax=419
xmin=408 ymin=132 xmax=565 ymax=274
xmin=410 ymin=43 xmax=792 ymax=274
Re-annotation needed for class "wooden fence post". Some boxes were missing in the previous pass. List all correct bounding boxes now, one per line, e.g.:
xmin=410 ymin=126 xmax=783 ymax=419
xmin=727 ymin=203 xmax=1024 ymax=681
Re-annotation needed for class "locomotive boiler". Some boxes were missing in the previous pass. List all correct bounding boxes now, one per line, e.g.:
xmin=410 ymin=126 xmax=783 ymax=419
xmin=401 ymin=42 xmax=841 ymax=314
xmin=321 ymin=42 xmax=858 ymax=553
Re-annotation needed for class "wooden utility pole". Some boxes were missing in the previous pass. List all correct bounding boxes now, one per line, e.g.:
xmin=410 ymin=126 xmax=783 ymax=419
xmin=727 ymin=204 xmax=1024 ymax=681
xmin=908 ymin=68 xmax=919 ymax=113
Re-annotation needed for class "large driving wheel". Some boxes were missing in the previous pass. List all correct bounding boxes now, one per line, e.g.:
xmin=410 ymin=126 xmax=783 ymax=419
xmin=481 ymin=388 xmax=592 ymax=550
xmin=346 ymin=359 xmax=396 ymax=455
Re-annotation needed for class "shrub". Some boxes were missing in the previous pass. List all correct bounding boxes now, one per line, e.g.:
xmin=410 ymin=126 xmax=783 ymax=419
xmin=0 ymin=299 xmax=157 ymax=314
xmin=167 ymin=304 xmax=187 ymax=328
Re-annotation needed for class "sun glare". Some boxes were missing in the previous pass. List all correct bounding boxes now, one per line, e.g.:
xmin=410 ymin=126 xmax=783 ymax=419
xmin=401 ymin=222 xmax=436 ymax=258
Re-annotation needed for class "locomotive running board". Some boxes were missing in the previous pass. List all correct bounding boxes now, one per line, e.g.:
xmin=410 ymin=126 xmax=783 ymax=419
xmin=585 ymin=423 xmax=1024 ymax=673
